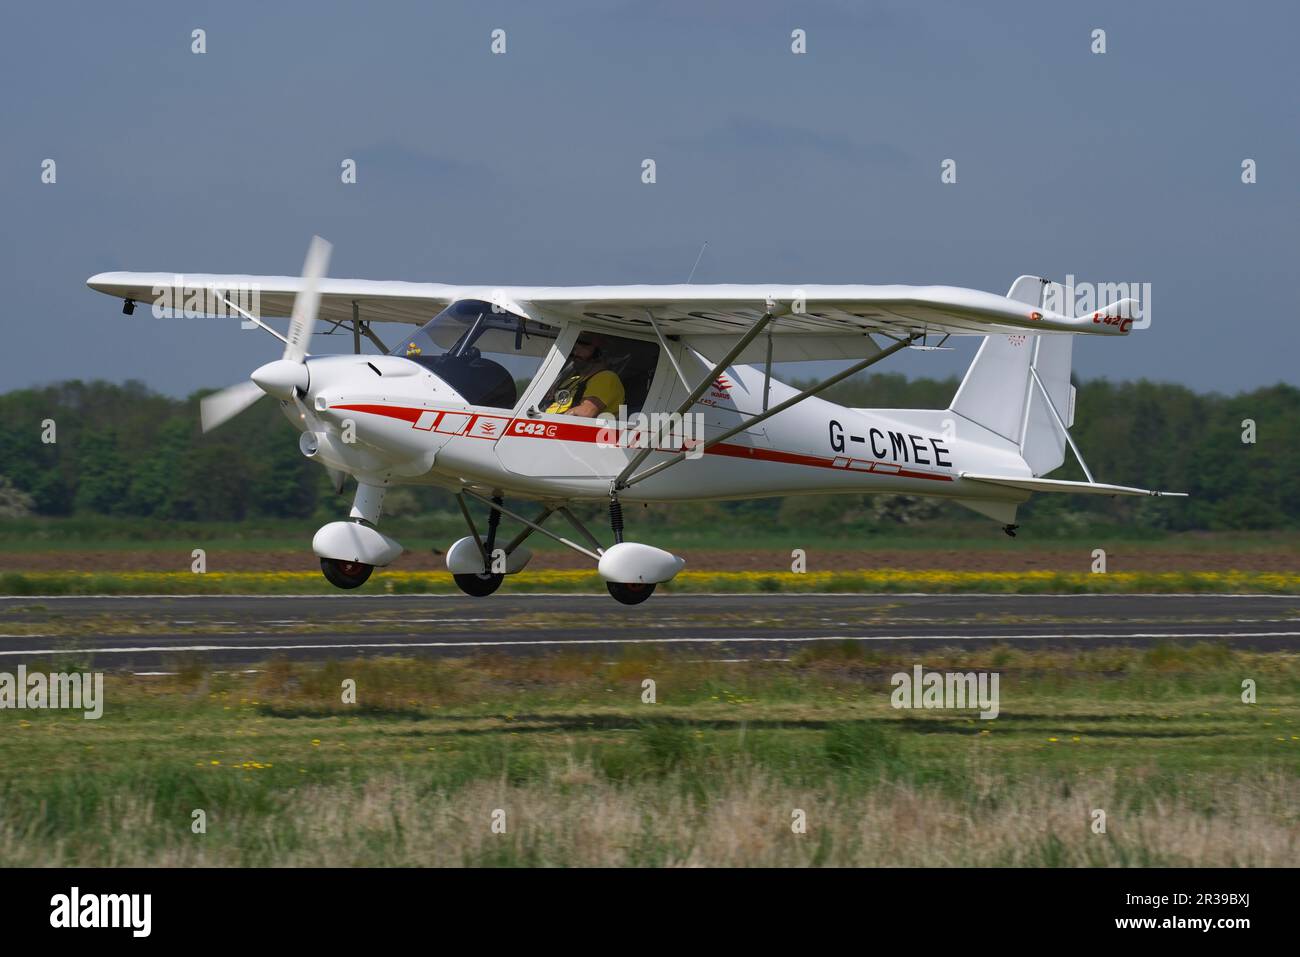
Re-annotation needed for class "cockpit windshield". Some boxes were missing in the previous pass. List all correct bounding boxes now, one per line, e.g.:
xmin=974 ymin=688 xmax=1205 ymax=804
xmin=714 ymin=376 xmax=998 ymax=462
xmin=390 ymin=300 xmax=556 ymax=409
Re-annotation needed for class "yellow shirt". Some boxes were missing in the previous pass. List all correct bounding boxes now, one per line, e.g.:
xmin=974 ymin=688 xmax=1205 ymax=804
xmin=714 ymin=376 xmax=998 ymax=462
xmin=545 ymin=369 xmax=625 ymax=415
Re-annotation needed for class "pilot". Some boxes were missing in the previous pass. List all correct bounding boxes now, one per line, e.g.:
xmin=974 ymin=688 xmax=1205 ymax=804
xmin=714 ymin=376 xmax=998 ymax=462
xmin=544 ymin=332 xmax=625 ymax=418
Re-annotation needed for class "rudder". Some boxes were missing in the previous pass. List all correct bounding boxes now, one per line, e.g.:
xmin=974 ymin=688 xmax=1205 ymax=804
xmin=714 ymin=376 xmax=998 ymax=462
xmin=949 ymin=276 xmax=1074 ymax=477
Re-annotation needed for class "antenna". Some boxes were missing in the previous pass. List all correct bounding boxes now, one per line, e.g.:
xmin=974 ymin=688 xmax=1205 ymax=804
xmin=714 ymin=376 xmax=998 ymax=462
xmin=686 ymin=241 xmax=709 ymax=284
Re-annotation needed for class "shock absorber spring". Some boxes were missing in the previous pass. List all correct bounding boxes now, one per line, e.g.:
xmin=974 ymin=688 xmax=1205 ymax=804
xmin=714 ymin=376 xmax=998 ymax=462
xmin=608 ymin=495 xmax=625 ymax=545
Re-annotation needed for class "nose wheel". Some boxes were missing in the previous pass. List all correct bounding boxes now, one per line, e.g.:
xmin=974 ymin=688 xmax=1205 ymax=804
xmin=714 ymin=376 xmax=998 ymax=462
xmin=606 ymin=581 xmax=655 ymax=605
xmin=320 ymin=557 xmax=374 ymax=589
xmin=454 ymin=572 xmax=504 ymax=597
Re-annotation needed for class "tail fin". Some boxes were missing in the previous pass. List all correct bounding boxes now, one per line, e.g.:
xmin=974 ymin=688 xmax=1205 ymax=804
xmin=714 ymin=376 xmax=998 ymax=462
xmin=949 ymin=276 xmax=1076 ymax=477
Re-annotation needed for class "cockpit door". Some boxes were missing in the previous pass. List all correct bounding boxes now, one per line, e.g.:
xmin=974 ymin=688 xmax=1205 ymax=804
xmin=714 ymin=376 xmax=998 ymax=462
xmin=494 ymin=326 xmax=670 ymax=480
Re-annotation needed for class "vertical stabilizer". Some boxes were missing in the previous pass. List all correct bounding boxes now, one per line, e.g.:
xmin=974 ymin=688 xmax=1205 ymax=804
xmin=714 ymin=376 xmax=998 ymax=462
xmin=949 ymin=276 xmax=1075 ymax=476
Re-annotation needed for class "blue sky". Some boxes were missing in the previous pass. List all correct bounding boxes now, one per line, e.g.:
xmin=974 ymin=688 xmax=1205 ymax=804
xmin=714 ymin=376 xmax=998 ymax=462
xmin=2 ymin=0 xmax=1295 ymax=396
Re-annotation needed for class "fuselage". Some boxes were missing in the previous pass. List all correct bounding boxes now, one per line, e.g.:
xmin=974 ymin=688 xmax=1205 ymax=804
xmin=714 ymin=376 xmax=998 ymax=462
xmin=290 ymin=340 xmax=1030 ymax=511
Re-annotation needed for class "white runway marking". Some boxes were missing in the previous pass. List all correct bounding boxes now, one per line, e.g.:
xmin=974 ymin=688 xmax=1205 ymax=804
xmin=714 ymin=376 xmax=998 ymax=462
xmin=353 ymin=618 xmax=491 ymax=624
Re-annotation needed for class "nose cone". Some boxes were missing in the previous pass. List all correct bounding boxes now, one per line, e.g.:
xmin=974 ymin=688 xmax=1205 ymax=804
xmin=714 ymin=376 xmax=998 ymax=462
xmin=251 ymin=359 xmax=309 ymax=400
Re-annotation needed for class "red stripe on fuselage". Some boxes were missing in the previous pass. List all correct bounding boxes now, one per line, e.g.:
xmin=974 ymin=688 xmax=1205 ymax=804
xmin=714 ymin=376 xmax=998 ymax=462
xmin=330 ymin=403 xmax=953 ymax=482
xmin=332 ymin=403 xmax=425 ymax=424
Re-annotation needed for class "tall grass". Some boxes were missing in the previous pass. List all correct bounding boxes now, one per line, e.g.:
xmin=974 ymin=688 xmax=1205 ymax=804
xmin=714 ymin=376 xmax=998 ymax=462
xmin=1 ymin=648 xmax=1297 ymax=866
xmin=3 ymin=765 xmax=1296 ymax=867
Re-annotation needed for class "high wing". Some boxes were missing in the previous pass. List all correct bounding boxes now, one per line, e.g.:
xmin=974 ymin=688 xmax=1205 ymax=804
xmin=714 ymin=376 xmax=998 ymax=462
xmin=509 ymin=284 xmax=1136 ymax=362
xmin=87 ymin=273 xmax=1136 ymax=361
xmin=511 ymin=283 xmax=1133 ymax=337
xmin=86 ymin=272 xmax=458 ymax=327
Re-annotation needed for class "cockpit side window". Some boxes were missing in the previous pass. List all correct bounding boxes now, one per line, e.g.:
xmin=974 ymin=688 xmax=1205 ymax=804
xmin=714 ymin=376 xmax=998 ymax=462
xmin=537 ymin=330 xmax=660 ymax=419
xmin=391 ymin=300 xmax=556 ymax=410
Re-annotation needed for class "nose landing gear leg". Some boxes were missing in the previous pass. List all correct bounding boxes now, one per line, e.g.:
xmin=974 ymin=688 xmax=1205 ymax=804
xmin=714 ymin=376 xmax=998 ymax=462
xmin=317 ymin=482 xmax=394 ymax=589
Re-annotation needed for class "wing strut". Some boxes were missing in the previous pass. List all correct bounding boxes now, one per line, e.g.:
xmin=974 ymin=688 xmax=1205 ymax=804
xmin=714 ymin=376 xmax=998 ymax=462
xmin=214 ymin=290 xmax=289 ymax=346
xmin=614 ymin=309 xmax=780 ymax=487
xmin=346 ymin=301 xmax=389 ymax=354
xmin=617 ymin=331 xmax=922 ymax=491
xmin=762 ymin=326 xmax=774 ymax=411
xmin=645 ymin=310 xmax=692 ymax=391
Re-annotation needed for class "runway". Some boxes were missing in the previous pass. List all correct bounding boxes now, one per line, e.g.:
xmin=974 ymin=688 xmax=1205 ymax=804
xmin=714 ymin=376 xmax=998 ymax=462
xmin=1 ymin=593 xmax=1298 ymax=668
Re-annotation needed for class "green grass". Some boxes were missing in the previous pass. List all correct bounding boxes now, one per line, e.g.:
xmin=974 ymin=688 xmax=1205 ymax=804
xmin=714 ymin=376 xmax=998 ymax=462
xmin=4 ymin=515 xmax=1298 ymax=554
xmin=1 ymin=646 xmax=1297 ymax=865
xmin=3 ymin=568 xmax=1298 ymax=595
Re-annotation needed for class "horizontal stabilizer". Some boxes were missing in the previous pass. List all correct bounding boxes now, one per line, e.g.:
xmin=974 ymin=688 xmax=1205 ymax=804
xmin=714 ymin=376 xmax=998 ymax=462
xmin=960 ymin=472 xmax=1187 ymax=498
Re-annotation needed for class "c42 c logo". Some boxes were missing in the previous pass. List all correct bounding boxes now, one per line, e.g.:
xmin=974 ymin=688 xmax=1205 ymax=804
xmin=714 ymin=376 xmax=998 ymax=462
xmin=1092 ymin=312 xmax=1133 ymax=333
xmin=513 ymin=421 xmax=558 ymax=437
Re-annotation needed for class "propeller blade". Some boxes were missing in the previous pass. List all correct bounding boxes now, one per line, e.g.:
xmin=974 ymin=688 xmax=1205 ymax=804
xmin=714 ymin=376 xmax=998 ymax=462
xmin=282 ymin=235 xmax=332 ymax=364
xmin=325 ymin=466 xmax=346 ymax=494
xmin=200 ymin=379 xmax=264 ymax=433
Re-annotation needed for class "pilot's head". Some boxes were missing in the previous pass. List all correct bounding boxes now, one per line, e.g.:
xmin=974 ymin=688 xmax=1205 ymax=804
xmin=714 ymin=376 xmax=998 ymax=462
xmin=574 ymin=332 xmax=611 ymax=363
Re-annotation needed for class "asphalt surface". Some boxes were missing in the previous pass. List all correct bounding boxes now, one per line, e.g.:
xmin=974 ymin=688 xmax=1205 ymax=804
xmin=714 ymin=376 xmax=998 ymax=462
xmin=1 ymin=593 xmax=1298 ymax=669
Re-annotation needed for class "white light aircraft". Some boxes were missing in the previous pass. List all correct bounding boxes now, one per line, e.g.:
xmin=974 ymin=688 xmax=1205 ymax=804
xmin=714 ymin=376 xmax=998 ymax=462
xmin=87 ymin=237 xmax=1184 ymax=604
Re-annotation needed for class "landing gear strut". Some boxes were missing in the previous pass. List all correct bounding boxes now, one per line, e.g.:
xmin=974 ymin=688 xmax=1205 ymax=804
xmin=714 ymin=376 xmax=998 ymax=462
xmin=452 ymin=494 xmax=506 ymax=598
xmin=451 ymin=488 xmax=680 ymax=604
xmin=604 ymin=493 xmax=651 ymax=602
xmin=609 ymin=493 xmax=625 ymax=544
xmin=602 ymin=492 xmax=654 ymax=602
xmin=315 ymin=482 xmax=398 ymax=589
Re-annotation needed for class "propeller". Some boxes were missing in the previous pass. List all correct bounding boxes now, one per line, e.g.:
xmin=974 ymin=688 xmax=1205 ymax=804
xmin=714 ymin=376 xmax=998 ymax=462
xmin=200 ymin=235 xmax=333 ymax=432
xmin=199 ymin=379 xmax=264 ymax=432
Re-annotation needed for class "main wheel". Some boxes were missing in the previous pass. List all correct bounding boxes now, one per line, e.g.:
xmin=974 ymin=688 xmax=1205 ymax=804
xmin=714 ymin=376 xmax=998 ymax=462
xmin=454 ymin=572 xmax=504 ymax=597
xmin=606 ymin=581 xmax=655 ymax=605
xmin=320 ymin=557 xmax=374 ymax=589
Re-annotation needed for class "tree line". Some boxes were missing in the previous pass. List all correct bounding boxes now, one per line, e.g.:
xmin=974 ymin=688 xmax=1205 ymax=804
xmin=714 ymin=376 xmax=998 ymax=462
xmin=0 ymin=376 xmax=1294 ymax=529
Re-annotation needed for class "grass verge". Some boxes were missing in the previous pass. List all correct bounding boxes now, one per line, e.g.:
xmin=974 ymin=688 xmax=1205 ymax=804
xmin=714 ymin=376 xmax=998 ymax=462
xmin=2 ymin=568 xmax=1298 ymax=595
xmin=1 ymin=645 xmax=1297 ymax=865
